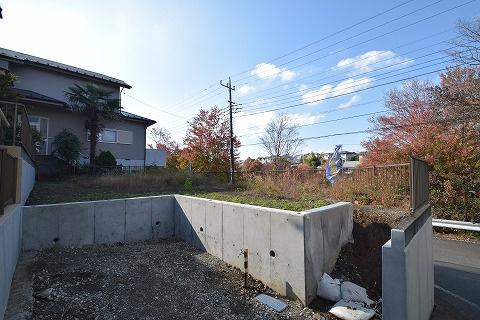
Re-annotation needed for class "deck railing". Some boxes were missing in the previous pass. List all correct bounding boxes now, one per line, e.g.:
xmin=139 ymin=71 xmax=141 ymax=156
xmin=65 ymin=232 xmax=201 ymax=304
xmin=0 ymin=100 xmax=35 ymax=161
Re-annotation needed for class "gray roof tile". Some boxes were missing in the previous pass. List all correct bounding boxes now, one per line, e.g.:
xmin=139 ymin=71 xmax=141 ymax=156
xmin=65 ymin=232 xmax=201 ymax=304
xmin=0 ymin=47 xmax=131 ymax=88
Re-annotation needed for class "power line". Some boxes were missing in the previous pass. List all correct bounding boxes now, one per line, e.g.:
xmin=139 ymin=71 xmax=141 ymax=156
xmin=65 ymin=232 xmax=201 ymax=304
xmin=238 ymin=110 xmax=390 ymax=138
xmin=235 ymin=65 xmax=458 ymax=118
xmin=239 ymin=114 xmax=477 ymax=147
xmin=122 ymin=92 xmax=189 ymax=119
xmin=239 ymin=44 xmax=453 ymax=107
xmin=234 ymin=0 xmax=469 ymax=83
xmin=237 ymin=31 xmax=452 ymax=102
xmin=239 ymin=52 xmax=453 ymax=110
xmin=230 ymin=0 xmax=416 ymax=79
xmin=235 ymin=98 xmax=382 ymax=134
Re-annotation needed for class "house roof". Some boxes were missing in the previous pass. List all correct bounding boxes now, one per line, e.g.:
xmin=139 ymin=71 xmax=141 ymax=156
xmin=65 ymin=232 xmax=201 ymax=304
xmin=0 ymin=47 xmax=132 ymax=89
xmin=11 ymin=88 xmax=155 ymax=126
xmin=121 ymin=110 xmax=156 ymax=126
xmin=12 ymin=88 xmax=66 ymax=106
xmin=343 ymin=160 xmax=360 ymax=169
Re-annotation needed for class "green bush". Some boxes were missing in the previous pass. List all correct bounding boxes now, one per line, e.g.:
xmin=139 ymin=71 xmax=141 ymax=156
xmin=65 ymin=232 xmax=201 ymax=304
xmin=53 ymin=129 xmax=82 ymax=165
xmin=96 ymin=150 xmax=116 ymax=167
xmin=184 ymin=177 xmax=193 ymax=192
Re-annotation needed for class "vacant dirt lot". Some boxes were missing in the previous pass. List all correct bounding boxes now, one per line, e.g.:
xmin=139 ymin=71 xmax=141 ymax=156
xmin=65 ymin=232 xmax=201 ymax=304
xmin=9 ymin=239 xmax=350 ymax=320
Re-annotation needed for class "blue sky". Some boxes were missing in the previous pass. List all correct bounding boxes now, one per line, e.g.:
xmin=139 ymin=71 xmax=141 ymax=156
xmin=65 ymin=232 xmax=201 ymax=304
xmin=1 ymin=0 xmax=478 ymax=159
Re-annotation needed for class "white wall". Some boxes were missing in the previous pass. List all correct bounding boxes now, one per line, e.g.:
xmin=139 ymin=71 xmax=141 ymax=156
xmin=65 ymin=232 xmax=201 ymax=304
xmin=382 ymin=211 xmax=434 ymax=320
xmin=146 ymin=149 xmax=166 ymax=167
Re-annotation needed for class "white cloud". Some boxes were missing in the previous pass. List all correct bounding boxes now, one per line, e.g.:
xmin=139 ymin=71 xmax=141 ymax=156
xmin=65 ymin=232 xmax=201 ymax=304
xmin=301 ymin=85 xmax=333 ymax=105
xmin=281 ymin=69 xmax=296 ymax=81
xmin=238 ymin=84 xmax=256 ymax=96
xmin=289 ymin=113 xmax=325 ymax=125
xmin=235 ymin=111 xmax=276 ymax=142
xmin=338 ymin=95 xmax=361 ymax=109
xmin=332 ymin=77 xmax=371 ymax=96
xmin=300 ymin=77 xmax=371 ymax=106
xmin=251 ymin=62 xmax=295 ymax=82
xmin=337 ymin=50 xmax=413 ymax=75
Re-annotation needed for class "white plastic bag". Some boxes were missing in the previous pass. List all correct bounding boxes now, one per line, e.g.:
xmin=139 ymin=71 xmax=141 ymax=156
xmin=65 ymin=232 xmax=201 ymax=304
xmin=329 ymin=300 xmax=375 ymax=320
xmin=340 ymin=281 xmax=374 ymax=306
xmin=316 ymin=273 xmax=341 ymax=302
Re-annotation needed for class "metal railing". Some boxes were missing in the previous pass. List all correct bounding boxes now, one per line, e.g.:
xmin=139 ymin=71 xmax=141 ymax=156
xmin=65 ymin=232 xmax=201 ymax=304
xmin=410 ymin=156 xmax=430 ymax=214
xmin=0 ymin=101 xmax=36 ymax=161
xmin=0 ymin=148 xmax=18 ymax=211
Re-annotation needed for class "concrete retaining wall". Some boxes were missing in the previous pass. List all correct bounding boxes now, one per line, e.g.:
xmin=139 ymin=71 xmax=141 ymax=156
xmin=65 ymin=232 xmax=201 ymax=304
xmin=173 ymin=195 xmax=353 ymax=305
xmin=20 ymin=151 xmax=36 ymax=205
xmin=22 ymin=195 xmax=174 ymax=250
xmin=0 ymin=205 xmax=23 ymax=319
xmin=21 ymin=195 xmax=353 ymax=306
xmin=382 ymin=209 xmax=434 ymax=320
xmin=303 ymin=202 xmax=353 ymax=304
xmin=0 ymin=149 xmax=35 ymax=320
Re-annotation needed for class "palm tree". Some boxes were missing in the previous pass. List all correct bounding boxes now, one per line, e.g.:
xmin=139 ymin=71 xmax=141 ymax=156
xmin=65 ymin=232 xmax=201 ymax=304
xmin=65 ymin=84 xmax=120 ymax=166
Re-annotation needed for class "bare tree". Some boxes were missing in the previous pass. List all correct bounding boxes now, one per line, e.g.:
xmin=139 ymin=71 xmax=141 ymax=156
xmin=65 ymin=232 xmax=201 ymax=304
xmin=259 ymin=114 xmax=302 ymax=168
xmin=148 ymin=127 xmax=178 ymax=152
xmin=449 ymin=18 xmax=480 ymax=65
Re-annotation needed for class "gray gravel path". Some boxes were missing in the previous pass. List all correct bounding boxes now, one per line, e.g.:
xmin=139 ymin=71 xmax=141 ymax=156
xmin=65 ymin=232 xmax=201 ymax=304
xmin=18 ymin=239 xmax=335 ymax=320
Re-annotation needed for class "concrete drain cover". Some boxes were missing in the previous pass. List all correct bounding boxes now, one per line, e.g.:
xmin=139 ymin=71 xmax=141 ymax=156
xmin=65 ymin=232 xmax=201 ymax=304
xmin=255 ymin=294 xmax=288 ymax=312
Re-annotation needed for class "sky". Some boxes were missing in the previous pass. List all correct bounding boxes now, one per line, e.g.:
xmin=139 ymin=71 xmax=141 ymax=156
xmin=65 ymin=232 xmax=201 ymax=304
xmin=1 ymin=0 xmax=478 ymax=159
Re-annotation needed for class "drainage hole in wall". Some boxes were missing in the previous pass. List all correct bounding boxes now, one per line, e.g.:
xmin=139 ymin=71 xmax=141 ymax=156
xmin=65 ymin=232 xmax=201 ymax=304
xmin=155 ymin=221 xmax=160 ymax=226
xmin=269 ymin=250 xmax=276 ymax=258
xmin=53 ymin=237 xmax=59 ymax=243
xmin=200 ymin=227 xmax=204 ymax=232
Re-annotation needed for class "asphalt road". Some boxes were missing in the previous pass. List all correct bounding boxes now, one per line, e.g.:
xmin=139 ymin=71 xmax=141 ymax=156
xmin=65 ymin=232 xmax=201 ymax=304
xmin=432 ymin=238 xmax=480 ymax=320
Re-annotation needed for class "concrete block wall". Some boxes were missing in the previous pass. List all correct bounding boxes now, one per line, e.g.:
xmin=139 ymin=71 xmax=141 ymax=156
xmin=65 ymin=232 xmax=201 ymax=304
xmin=382 ymin=210 xmax=434 ymax=320
xmin=20 ymin=195 xmax=353 ymax=306
xmin=22 ymin=195 xmax=175 ymax=250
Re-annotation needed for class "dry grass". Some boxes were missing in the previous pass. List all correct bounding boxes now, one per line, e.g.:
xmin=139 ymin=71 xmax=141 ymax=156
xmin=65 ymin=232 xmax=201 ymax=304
xmin=239 ymin=170 xmax=410 ymax=209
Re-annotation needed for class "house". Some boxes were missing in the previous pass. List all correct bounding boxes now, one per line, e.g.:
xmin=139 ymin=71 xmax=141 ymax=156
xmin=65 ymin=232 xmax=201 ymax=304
xmin=0 ymin=47 xmax=157 ymax=167
xmin=323 ymin=150 xmax=360 ymax=162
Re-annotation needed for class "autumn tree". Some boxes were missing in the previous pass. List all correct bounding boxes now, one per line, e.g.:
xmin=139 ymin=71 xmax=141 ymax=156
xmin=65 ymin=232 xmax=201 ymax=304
xmin=241 ymin=157 xmax=264 ymax=172
xmin=259 ymin=114 xmax=302 ymax=168
xmin=361 ymin=80 xmax=438 ymax=165
xmin=362 ymin=68 xmax=480 ymax=220
xmin=182 ymin=106 xmax=240 ymax=175
xmin=148 ymin=127 xmax=182 ymax=170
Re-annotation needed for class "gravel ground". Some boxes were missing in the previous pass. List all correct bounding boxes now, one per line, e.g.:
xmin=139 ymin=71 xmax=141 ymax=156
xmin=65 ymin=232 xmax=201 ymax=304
xmin=18 ymin=239 xmax=342 ymax=320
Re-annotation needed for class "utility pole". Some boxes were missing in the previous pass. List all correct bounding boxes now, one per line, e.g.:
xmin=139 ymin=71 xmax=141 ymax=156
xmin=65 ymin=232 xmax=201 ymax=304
xmin=220 ymin=77 xmax=235 ymax=185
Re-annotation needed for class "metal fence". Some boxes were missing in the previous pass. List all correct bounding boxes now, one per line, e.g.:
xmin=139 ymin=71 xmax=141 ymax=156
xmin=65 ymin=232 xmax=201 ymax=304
xmin=236 ymin=163 xmax=410 ymax=188
xmin=0 ymin=149 xmax=18 ymax=210
xmin=410 ymin=155 xmax=430 ymax=214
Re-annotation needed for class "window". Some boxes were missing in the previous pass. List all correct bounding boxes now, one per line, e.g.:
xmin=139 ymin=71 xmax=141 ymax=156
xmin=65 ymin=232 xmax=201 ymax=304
xmin=100 ymin=129 xmax=117 ymax=143
xmin=28 ymin=115 xmax=48 ymax=155
xmin=87 ymin=129 xmax=132 ymax=144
